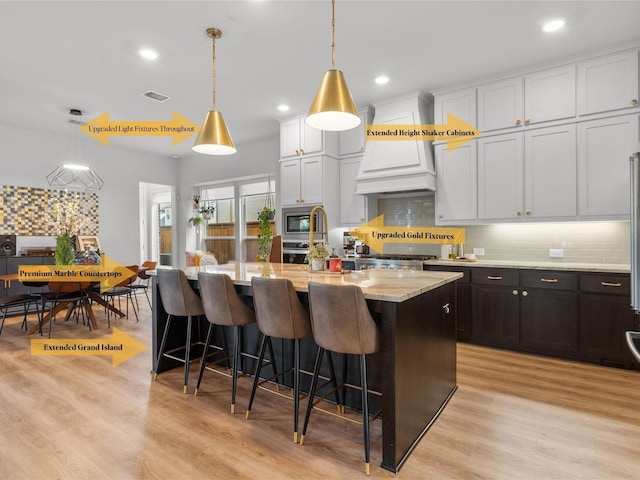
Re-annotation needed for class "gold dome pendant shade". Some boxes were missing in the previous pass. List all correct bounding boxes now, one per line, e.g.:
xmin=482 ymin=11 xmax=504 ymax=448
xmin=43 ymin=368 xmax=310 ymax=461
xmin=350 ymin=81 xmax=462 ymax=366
xmin=305 ymin=0 xmax=360 ymax=131
xmin=306 ymin=69 xmax=360 ymax=131
xmin=193 ymin=110 xmax=236 ymax=155
xmin=193 ymin=28 xmax=236 ymax=155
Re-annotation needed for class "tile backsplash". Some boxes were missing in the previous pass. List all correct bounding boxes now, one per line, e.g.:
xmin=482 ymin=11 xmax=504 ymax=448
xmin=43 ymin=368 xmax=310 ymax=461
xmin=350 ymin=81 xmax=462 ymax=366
xmin=374 ymin=192 xmax=630 ymax=264
xmin=464 ymin=221 xmax=630 ymax=265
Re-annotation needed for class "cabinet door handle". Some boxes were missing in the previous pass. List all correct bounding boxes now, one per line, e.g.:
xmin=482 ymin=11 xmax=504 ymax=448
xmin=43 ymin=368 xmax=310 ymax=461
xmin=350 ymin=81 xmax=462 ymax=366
xmin=632 ymin=99 xmax=638 ymax=106
xmin=487 ymin=276 xmax=503 ymax=280
xmin=516 ymin=211 xmax=522 ymax=216
xmin=601 ymin=282 xmax=622 ymax=287
xmin=541 ymin=278 xmax=558 ymax=283
xmin=526 ymin=211 xmax=532 ymax=216
xmin=299 ymin=148 xmax=304 ymax=154
xmin=295 ymin=199 xmax=300 ymax=203
xmin=295 ymin=149 xmax=300 ymax=154
xmin=443 ymin=303 xmax=450 ymax=314
xmin=512 ymin=290 xmax=518 ymax=295
xmin=522 ymin=290 xmax=528 ymax=296
xmin=525 ymin=116 xmax=531 ymax=124
xmin=300 ymin=199 xmax=304 ymax=204
xmin=515 ymin=119 xmax=522 ymax=126
xmin=359 ymin=146 xmax=365 ymax=151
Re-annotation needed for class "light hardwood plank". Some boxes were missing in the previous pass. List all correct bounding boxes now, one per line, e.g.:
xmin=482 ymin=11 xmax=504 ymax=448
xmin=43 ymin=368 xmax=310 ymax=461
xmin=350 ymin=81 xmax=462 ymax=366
xmin=0 ymin=304 xmax=639 ymax=479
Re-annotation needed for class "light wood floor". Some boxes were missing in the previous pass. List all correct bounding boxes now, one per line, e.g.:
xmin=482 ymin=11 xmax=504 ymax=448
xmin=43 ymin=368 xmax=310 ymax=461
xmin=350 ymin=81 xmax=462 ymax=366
xmin=1 ymin=300 xmax=639 ymax=479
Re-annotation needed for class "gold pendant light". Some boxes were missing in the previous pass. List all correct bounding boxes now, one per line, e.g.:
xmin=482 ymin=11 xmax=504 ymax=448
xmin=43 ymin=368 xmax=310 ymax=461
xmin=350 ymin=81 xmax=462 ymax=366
xmin=306 ymin=0 xmax=360 ymax=131
xmin=193 ymin=28 xmax=236 ymax=155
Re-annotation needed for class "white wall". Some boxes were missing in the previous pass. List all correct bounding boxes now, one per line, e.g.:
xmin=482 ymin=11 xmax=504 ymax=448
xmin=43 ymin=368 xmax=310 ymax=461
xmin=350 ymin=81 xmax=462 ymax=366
xmin=0 ymin=123 xmax=178 ymax=266
xmin=176 ymin=135 xmax=280 ymax=266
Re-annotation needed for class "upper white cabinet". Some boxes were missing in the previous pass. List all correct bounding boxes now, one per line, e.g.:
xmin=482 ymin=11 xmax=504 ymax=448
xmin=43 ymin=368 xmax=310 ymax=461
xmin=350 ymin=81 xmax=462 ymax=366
xmin=434 ymin=88 xmax=476 ymax=134
xmin=578 ymin=114 xmax=639 ymax=217
xmin=478 ymin=125 xmax=577 ymax=221
xmin=339 ymin=106 xmax=374 ymax=157
xmin=435 ymin=141 xmax=477 ymax=224
xmin=578 ymin=51 xmax=639 ymax=116
xmin=477 ymin=65 xmax=576 ymax=132
xmin=280 ymin=115 xmax=339 ymax=159
xmin=339 ymin=156 xmax=371 ymax=226
xmin=280 ymin=156 xmax=325 ymax=207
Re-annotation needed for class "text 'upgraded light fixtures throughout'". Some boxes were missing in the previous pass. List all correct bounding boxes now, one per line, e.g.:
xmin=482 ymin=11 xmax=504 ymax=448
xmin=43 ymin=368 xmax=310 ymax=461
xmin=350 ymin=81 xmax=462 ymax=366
xmin=306 ymin=0 xmax=360 ymax=131
xmin=193 ymin=28 xmax=237 ymax=155
xmin=46 ymin=109 xmax=104 ymax=192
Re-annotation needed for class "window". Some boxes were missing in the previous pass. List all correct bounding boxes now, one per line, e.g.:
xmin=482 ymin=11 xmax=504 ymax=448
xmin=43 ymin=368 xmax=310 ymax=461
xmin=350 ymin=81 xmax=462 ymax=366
xmin=200 ymin=176 xmax=275 ymax=263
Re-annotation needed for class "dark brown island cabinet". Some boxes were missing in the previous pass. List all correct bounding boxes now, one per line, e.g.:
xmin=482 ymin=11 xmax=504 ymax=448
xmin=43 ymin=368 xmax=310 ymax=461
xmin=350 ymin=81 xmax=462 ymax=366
xmin=425 ymin=265 xmax=639 ymax=369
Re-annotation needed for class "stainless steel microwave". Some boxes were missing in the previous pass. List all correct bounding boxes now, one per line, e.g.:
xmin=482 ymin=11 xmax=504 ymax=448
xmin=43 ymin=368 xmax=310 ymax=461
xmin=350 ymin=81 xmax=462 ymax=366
xmin=283 ymin=207 xmax=324 ymax=237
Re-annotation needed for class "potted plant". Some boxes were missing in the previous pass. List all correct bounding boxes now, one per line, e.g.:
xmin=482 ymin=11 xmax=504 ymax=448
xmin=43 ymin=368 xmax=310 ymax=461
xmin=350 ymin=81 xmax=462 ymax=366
xmin=188 ymin=215 xmax=205 ymax=227
xmin=257 ymin=206 xmax=274 ymax=262
xmin=307 ymin=243 xmax=330 ymax=271
xmin=199 ymin=203 xmax=215 ymax=220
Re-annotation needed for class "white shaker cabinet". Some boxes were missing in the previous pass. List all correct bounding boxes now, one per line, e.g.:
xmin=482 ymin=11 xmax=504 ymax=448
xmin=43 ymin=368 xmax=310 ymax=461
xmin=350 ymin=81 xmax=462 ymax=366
xmin=577 ymin=51 xmax=639 ymax=116
xmin=478 ymin=125 xmax=577 ymax=221
xmin=435 ymin=142 xmax=477 ymax=224
xmin=339 ymin=106 xmax=374 ymax=157
xmin=280 ymin=115 xmax=338 ymax=159
xmin=477 ymin=65 xmax=576 ymax=132
xmin=578 ymin=115 xmax=639 ymax=217
xmin=478 ymin=133 xmax=524 ymax=219
xmin=434 ymin=87 xmax=476 ymax=138
xmin=280 ymin=156 xmax=324 ymax=207
xmin=339 ymin=156 xmax=369 ymax=226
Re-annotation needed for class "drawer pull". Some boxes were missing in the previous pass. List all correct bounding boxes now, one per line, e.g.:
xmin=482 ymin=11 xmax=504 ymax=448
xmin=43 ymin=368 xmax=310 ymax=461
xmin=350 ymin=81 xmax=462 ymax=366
xmin=487 ymin=276 xmax=503 ymax=280
xmin=601 ymin=282 xmax=622 ymax=287
xmin=443 ymin=303 xmax=450 ymax=315
xmin=541 ymin=278 xmax=558 ymax=283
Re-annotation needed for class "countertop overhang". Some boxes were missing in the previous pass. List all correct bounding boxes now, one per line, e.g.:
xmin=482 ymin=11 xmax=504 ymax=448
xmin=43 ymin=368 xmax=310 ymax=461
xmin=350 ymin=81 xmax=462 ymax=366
xmin=156 ymin=262 xmax=462 ymax=303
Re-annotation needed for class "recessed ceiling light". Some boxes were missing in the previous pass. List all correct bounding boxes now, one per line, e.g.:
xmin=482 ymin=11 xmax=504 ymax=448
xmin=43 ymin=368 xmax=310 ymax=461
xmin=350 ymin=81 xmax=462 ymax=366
xmin=277 ymin=104 xmax=290 ymax=112
xmin=139 ymin=48 xmax=159 ymax=60
xmin=374 ymin=75 xmax=390 ymax=85
xmin=542 ymin=18 xmax=566 ymax=33
xmin=171 ymin=154 xmax=181 ymax=159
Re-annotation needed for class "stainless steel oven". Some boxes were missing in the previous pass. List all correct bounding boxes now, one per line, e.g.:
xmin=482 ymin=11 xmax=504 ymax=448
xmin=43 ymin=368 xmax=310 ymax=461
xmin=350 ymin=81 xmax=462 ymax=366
xmin=283 ymin=207 xmax=324 ymax=238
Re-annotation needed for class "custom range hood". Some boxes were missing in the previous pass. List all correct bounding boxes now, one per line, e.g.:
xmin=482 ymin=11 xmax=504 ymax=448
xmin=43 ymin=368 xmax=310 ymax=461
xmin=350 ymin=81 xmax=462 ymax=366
xmin=356 ymin=91 xmax=436 ymax=194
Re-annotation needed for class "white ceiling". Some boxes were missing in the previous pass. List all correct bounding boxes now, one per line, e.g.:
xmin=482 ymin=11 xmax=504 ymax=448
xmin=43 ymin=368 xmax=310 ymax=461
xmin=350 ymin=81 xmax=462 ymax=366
xmin=2 ymin=0 xmax=640 ymax=159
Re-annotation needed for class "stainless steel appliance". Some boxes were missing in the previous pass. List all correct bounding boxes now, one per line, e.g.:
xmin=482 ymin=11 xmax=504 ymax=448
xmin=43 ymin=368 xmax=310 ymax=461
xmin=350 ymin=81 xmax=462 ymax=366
xmin=282 ymin=241 xmax=310 ymax=264
xmin=628 ymin=150 xmax=640 ymax=362
xmin=283 ymin=207 xmax=324 ymax=239
xmin=341 ymin=255 xmax=436 ymax=271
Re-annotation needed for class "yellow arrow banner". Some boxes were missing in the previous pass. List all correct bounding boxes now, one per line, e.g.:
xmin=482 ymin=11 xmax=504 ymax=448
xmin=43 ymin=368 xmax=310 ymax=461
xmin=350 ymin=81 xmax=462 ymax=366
xmin=18 ymin=254 xmax=137 ymax=292
xmin=31 ymin=328 xmax=148 ymax=367
xmin=349 ymin=215 xmax=465 ymax=254
xmin=366 ymin=113 xmax=481 ymax=151
xmin=80 ymin=111 xmax=200 ymax=146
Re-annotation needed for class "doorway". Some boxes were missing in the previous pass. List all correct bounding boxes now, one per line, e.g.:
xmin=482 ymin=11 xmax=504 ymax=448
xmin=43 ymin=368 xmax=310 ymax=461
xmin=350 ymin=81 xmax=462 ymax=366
xmin=139 ymin=182 xmax=174 ymax=266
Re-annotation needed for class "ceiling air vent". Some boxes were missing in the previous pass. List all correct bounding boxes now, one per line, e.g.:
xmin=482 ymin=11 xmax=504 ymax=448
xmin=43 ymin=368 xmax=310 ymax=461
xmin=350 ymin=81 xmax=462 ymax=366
xmin=141 ymin=90 xmax=171 ymax=102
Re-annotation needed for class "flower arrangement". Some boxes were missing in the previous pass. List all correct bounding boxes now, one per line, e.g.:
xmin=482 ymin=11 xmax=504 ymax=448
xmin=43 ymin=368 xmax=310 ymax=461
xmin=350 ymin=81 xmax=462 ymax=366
xmin=45 ymin=194 xmax=86 ymax=237
xmin=44 ymin=193 xmax=87 ymax=265
xmin=307 ymin=242 xmax=330 ymax=260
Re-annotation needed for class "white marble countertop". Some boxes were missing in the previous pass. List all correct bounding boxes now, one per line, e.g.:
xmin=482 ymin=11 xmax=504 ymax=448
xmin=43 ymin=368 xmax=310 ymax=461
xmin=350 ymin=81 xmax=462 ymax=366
xmin=423 ymin=259 xmax=630 ymax=274
xmin=171 ymin=262 xmax=462 ymax=303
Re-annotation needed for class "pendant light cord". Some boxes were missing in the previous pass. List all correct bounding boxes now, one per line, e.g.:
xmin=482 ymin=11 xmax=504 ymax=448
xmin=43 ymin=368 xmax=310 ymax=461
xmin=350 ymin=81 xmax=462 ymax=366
xmin=331 ymin=0 xmax=336 ymax=68
xmin=212 ymin=35 xmax=217 ymax=111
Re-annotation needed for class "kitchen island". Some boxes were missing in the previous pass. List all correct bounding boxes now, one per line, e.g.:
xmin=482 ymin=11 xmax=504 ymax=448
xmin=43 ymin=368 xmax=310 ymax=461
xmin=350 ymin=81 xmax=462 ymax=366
xmin=151 ymin=262 xmax=462 ymax=473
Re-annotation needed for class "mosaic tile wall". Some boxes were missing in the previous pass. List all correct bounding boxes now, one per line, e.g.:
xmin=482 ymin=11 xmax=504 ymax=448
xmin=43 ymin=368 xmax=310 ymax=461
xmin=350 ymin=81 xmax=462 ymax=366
xmin=0 ymin=185 xmax=99 ymax=236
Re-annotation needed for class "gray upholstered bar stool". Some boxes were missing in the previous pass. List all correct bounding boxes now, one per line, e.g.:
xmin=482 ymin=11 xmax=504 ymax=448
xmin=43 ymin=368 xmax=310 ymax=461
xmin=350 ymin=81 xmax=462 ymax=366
xmin=301 ymin=282 xmax=381 ymax=476
xmin=246 ymin=277 xmax=314 ymax=443
xmin=195 ymin=272 xmax=256 ymax=414
xmin=154 ymin=269 xmax=204 ymax=393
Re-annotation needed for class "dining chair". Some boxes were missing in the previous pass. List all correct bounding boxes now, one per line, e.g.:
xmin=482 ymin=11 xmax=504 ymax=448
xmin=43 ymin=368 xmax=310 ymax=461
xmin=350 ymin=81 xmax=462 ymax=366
xmin=128 ymin=260 xmax=156 ymax=309
xmin=101 ymin=265 xmax=139 ymax=326
xmin=40 ymin=281 xmax=93 ymax=338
